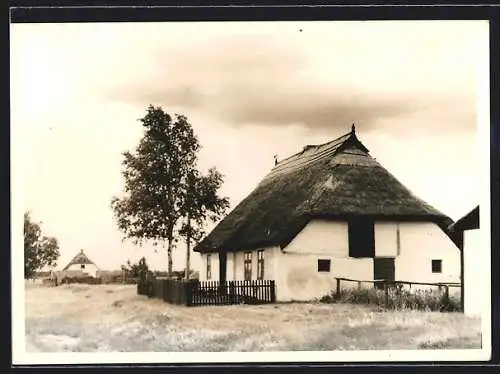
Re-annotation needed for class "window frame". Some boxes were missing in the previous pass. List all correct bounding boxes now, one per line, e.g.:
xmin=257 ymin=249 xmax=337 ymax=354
xmin=317 ymin=259 xmax=331 ymax=273
xmin=431 ymin=259 xmax=442 ymax=273
xmin=244 ymin=251 xmax=252 ymax=281
xmin=257 ymin=250 xmax=265 ymax=280
xmin=206 ymin=254 xmax=212 ymax=280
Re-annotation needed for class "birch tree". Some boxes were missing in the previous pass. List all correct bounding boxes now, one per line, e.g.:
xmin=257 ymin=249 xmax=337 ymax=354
xmin=111 ymin=106 xmax=199 ymax=276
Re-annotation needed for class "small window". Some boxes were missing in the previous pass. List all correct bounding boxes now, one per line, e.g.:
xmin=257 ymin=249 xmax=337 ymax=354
xmin=244 ymin=251 xmax=252 ymax=280
xmin=257 ymin=250 xmax=265 ymax=280
xmin=432 ymin=259 xmax=442 ymax=273
xmin=318 ymin=259 xmax=331 ymax=272
xmin=81 ymin=264 xmax=85 ymax=270
xmin=206 ymin=254 xmax=212 ymax=280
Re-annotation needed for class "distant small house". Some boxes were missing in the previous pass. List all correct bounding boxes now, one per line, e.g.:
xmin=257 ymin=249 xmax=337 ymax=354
xmin=450 ymin=206 xmax=481 ymax=316
xmin=62 ymin=249 xmax=100 ymax=278
xmin=194 ymin=126 xmax=462 ymax=302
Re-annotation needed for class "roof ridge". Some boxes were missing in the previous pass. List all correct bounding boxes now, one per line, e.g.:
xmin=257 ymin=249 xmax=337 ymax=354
xmin=262 ymin=131 xmax=353 ymax=183
xmin=273 ymin=130 xmax=352 ymax=167
xmin=62 ymin=249 xmax=97 ymax=270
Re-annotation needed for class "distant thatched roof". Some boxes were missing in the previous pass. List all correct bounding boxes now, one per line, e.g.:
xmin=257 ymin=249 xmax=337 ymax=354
xmin=194 ymin=127 xmax=456 ymax=253
xmin=63 ymin=249 xmax=97 ymax=270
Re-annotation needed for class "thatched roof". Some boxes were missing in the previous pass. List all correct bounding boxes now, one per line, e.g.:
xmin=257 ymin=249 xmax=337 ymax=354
xmin=194 ymin=126 xmax=456 ymax=253
xmin=63 ymin=249 xmax=97 ymax=270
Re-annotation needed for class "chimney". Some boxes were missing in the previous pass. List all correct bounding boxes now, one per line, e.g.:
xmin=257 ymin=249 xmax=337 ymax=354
xmin=273 ymin=154 xmax=278 ymax=166
xmin=351 ymin=123 xmax=356 ymax=134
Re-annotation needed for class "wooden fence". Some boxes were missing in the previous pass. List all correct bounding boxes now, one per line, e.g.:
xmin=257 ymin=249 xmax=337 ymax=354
xmin=334 ymin=277 xmax=462 ymax=311
xmin=137 ymin=279 xmax=276 ymax=307
xmin=191 ymin=280 xmax=276 ymax=306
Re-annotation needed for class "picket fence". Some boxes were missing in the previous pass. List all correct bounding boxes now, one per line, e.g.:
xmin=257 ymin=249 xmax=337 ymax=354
xmin=137 ymin=279 xmax=276 ymax=307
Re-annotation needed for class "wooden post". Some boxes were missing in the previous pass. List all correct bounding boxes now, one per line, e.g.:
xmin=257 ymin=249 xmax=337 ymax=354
xmin=185 ymin=280 xmax=195 ymax=307
xmin=229 ymin=281 xmax=235 ymax=304
xmin=444 ymin=285 xmax=450 ymax=309
xmin=460 ymin=245 xmax=465 ymax=312
xmin=185 ymin=213 xmax=191 ymax=281
xmin=384 ymin=282 xmax=389 ymax=309
xmin=270 ymin=280 xmax=276 ymax=303
xmin=336 ymin=278 xmax=341 ymax=298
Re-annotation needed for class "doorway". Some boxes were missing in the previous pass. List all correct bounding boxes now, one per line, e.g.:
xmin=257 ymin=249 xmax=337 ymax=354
xmin=374 ymin=257 xmax=395 ymax=289
xmin=219 ymin=252 xmax=227 ymax=283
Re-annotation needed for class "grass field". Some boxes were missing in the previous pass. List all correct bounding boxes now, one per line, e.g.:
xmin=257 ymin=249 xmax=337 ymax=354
xmin=24 ymin=282 xmax=482 ymax=352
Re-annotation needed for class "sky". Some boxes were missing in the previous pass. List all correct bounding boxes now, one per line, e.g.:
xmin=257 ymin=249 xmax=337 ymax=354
xmin=11 ymin=20 xmax=489 ymax=272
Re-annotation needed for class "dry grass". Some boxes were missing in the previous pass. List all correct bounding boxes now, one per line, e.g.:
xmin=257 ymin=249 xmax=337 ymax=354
xmin=321 ymin=286 xmax=462 ymax=312
xmin=24 ymin=283 xmax=481 ymax=352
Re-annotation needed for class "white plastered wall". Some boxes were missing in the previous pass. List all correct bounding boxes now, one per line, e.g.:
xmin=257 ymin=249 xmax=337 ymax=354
xmin=463 ymin=229 xmax=483 ymax=316
xmin=277 ymin=219 xmax=373 ymax=301
xmin=65 ymin=263 xmax=99 ymax=277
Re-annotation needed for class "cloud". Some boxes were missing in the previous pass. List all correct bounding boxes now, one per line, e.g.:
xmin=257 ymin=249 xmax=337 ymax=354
xmin=12 ymin=22 xmax=481 ymax=137
xmin=101 ymin=24 xmax=481 ymax=136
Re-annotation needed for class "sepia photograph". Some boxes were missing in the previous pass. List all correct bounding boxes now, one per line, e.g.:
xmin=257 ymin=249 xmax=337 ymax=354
xmin=11 ymin=19 xmax=491 ymax=364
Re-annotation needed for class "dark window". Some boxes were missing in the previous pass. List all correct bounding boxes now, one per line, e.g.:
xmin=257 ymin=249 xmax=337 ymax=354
xmin=206 ymin=254 xmax=212 ymax=280
xmin=244 ymin=251 xmax=252 ymax=280
xmin=348 ymin=217 xmax=375 ymax=258
xmin=432 ymin=259 xmax=442 ymax=273
xmin=80 ymin=264 xmax=85 ymax=270
xmin=257 ymin=250 xmax=265 ymax=280
xmin=318 ymin=259 xmax=331 ymax=272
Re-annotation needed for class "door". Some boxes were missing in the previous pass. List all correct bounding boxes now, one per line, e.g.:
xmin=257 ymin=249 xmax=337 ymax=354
xmin=219 ymin=252 xmax=227 ymax=283
xmin=374 ymin=258 xmax=395 ymax=289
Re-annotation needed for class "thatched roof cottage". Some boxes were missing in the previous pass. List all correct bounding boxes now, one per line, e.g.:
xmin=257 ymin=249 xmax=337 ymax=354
xmin=194 ymin=126 xmax=462 ymax=301
xmin=62 ymin=249 xmax=99 ymax=277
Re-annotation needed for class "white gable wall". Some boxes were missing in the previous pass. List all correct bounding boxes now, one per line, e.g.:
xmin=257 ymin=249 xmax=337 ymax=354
xmin=284 ymin=219 xmax=349 ymax=256
xmin=397 ymin=222 xmax=460 ymax=284
xmin=198 ymin=219 xmax=461 ymax=302
xmin=464 ymin=229 xmax=483 ymax=316
xmin=375 ymin=221 xmax=460 ymax=291
xmin=374 ymin=222 xmax=399 ymax=257
xmin=64 ymin=263 xmax=99 ymax=278
xmin=278 ymin=219 xmax=373 ymax=301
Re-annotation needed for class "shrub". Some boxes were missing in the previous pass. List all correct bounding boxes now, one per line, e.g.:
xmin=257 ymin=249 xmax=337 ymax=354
xmin=320 ymin=286 xmax=461 ymax=312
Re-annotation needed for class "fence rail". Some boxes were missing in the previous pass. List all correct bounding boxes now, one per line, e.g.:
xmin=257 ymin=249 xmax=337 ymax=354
xmin=138 ymin=279 xmax=276 ymax=307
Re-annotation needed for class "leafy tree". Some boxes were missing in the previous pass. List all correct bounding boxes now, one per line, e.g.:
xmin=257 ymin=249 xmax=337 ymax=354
xmin=111 ymin=105 xmax=200 ymax=276
xmin=24 ymin=212 xmax=60 ymax=279
xmin=124 ymin=257 xmax=153 ymax=282
xmin=179 ymin=168 xmax=229 ymax=280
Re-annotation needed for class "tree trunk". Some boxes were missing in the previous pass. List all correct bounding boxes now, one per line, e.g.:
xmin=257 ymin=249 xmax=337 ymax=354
xmin=185 ymin=215 xmax=191 ymax=280
xmin=167 ymin=239 xmax=173 ymax=277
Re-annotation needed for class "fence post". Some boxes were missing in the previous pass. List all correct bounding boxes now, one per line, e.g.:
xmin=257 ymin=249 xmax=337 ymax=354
xmin=185 ymin=280 xmax=195 ymax=307
xmin=336 ymin=278 xmax=341 ymax=298
xmin=270 ymin=280 xmax=276 ymax=302
xmin=444 ymin=285 xmax=450 ymax=309
xmin=384 ymin=281 xmax=389 ymax=309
